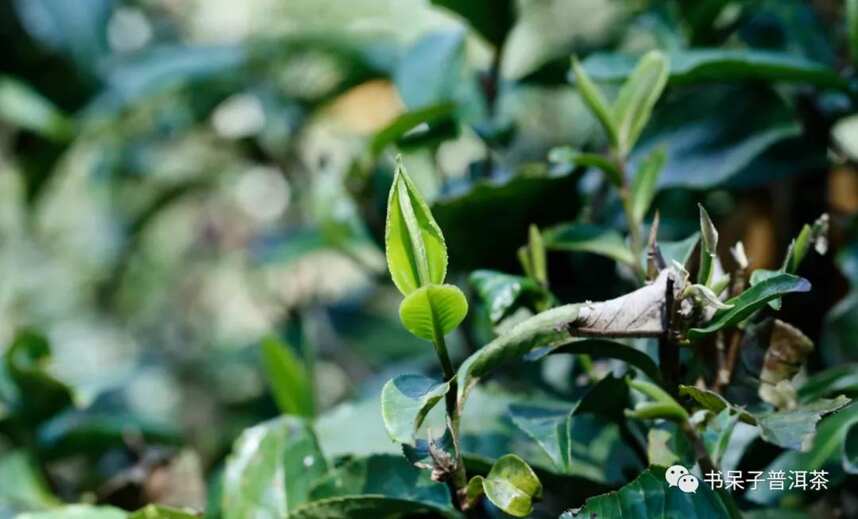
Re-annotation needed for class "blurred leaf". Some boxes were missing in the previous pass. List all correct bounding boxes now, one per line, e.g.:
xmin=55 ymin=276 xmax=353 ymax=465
xmin=381 ymin=374 xmax=449 ymax=444
xmin=634 ymin=85 xmax=801 ymax=189
xmin=844 ymin=421 xmax=858 ymax=474
xmin=688 ymin=274 xmax=811 ymax=339
xmin=91 ymin=45 xmax=247 ymax=113
xmin=543 ymin=223 xmax=635 ymax=265
xmin=570 ymin=58 xmax=618 ymax=147
xmin=658 ymin=233 xmax=700 ymax=267
xmin=611 ymin=50 xmax=669 ymax=156
xmin=430 ymin=0 xmax=514 ymax=47
xmin=16 ymin=506 xmax=127 ymax=519
xmin=560 ymin=466 xmax=732 ymax=519
xmin=36 ymin=409 xmax=179 ymax=459
xmin=370 ymin=103 xmax=456 ymax=158
xmin=547 ymin=147 xmax=621 ymax=186
xmin=849 ymin=1 xmax=858 ymax=63
xmin=756 ymin=395 xmax=851 ymax=451
xmin=296 ymin=454 xmax=457 ymax=518
xmin=798 ymin=364 xmax=858 ymax=403
xmin=127 ymin=506 xmax=200 ymax=518
xmin=385 ymin=158 xmax=448 ymax=295
xmin=580 ymin=49 xmax=845 ymax=88
xmin=0 ymin=450 xmax=57 ymax=514
xmin=631 ymin=148 xmax=666 ymax=224
xmin=469 ymin=270 xmax=548 ymax=324
xmin=468 ymin=454 xmax=542 ymax=517
xmin=222 ymin=416 xmax=328 ymax=518
xmin=398 ymin=284 xmax=468 ymax=341
xmin=260 ymin=336 xmax=314 ymax=417
xmin=3 ymin=330 xmax=75 ymax=427
xmin=433 ymin=169 xmax=581 ymax=272
xmin=0 ymin=76 xmax=72 ymax=140
xmin=13 ymin=0 xmax=113 ymax=74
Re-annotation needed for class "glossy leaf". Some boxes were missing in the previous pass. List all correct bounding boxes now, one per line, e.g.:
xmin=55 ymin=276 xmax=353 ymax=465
xmin=294 ymin=454 xmax=457 ymax=518
xmin=469 ymin=270 xmax=548 ymax=324
xmin=398 ymin=284 xmax=468 ymax=341
xmin=561 ymin=466 xmax=731 ymax=519
xmin=543 ymin=223 xmax=635 ymax=265
xmin=472 ymin=454 xmax=542 ymax=517
xmin=687 ymin=274 xmax=811 ymax=339
xmin=260 ymin=336 xmax=314 ymax=417
xmin=631 ymin=148 xmax=666 ymax=224
xmin=580 ymin=49 xmax=845 ymax=89
xmin=381 ymin=374 xmax=449 ymax=444
xmin=222 ymin=416 xmax=328 ymax=518
xmin=385 ymin=159 xmax=448 ymax=295
xmin=611 ymin=50 xmax=669 ymax=155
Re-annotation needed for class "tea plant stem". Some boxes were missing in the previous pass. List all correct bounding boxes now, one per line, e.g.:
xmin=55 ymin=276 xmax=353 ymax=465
xmin=431 ymin=332 xmax=468 ymax=502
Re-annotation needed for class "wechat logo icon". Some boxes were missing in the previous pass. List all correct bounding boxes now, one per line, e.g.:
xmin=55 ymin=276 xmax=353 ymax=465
xmin=666 ymin=465 xmax=699 ymax=494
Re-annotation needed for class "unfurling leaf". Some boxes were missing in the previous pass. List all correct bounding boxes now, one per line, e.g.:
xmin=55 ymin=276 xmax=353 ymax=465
xmin=468 ymin=454 xmax=542 ymax=517
xmin=385 ymin=157 xmax=448 ymax=295
xmin=612 ymin=50 xmax=669 ymax=156
xmin=399 ymin=284 xmax=468 ymax=341
xmin=697 ymin=204 xmax=718 ymax=286
xmin=687 ymin=273 xmax=811 ymax=339
xmin=381 ymin=374 xmax=450 ymax=444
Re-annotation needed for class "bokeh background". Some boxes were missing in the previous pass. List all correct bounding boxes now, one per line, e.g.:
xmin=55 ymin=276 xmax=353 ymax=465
xmin=2 ymin=0 xmax=858 ymax=516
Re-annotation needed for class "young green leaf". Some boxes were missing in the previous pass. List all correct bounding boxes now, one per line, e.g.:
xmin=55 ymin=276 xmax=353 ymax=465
xmin=381 ymin=374 xmax=450 ymax=444
xmin=470 ymin=454 xmax=542 ymax=517
xmin=398 ymin=284 xmax=468 ymax=341
xmin=260 ymin=336 xmax=314 ymax=417
xmin=571 ymin=58 xmax=619 ymax=147
xmin=697 ymin=204 xmax=718 ymax=286
xmin=688 ymin=273 xmax=810 ymax=339
xmin=385 ymin=158 xmax=448 ymax=295
xmin=631 ymin=147 xmax=666 ymax=223
xmin=612 ymin=50 xmax=669 ymax=156
xmin=526 ymin=224 xmax=547 ymax=287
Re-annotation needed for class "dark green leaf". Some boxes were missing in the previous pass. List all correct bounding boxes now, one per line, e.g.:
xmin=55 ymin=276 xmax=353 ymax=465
xmin=560 ymin=466 xmax=732 ymax=519
xmin=430 ymin=0 xmax=514 ymax=47
xmin=295 ymin=454 xmax=457 ymax=518
xmin=222 ymin=416 xmax=328 ymax=517
xmin=543 ymin=223 xmax=635 ymax=265
xmin=536 ymin=339 xmax=661 ymax=383
xmin=547 ymin=147 xmax=622 ymax=186
xmin=798 ymin=364 xmax=858 ymax=402
xmin=370 ymin=104 xmax=456 ymax=158
xmin=844 ymin=421 xmax=858 ymax=474
xmin=469 ymin=270 xmax=548 ymax=324
xmin=679 ymin=385 xmax=756 ymax=425
xmin=381 ymin=374 xmax=449 ymax=444
xmin=688 ymin=274 xmax=811 ymax=339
